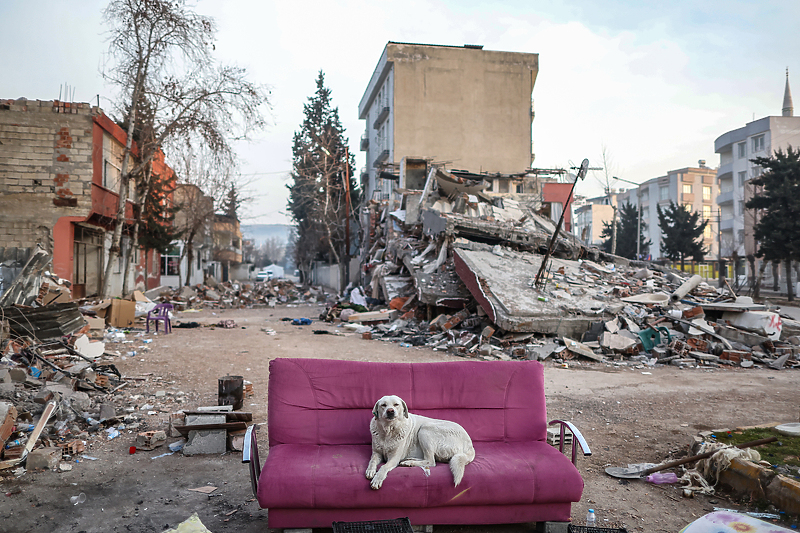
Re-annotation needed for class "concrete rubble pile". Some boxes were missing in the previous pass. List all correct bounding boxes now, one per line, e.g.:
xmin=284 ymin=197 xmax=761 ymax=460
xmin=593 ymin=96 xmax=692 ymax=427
xmin=144 ymin=278 xmax=322 ymax=310
xmin=338 ymin=166 xmax=800 ymax=371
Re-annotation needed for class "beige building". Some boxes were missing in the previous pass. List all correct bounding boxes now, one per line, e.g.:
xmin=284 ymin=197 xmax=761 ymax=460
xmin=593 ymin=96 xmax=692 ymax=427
xmin=617 ymin=163 xmax=718 ymax=260
xmin=358 ymin=42 xmax=538 ymax=201
xmin=573 ymin=196 xmax=616 ymax=247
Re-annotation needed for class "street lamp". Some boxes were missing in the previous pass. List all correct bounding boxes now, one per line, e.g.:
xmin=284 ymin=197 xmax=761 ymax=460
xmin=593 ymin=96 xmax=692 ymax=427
xmin=612 ymin=176 xmax=644 ymax=260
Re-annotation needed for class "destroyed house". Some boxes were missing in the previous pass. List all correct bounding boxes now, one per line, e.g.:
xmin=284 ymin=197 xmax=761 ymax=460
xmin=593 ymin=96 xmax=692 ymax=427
xmin=0 ymin=98 xmax=175 ymax=297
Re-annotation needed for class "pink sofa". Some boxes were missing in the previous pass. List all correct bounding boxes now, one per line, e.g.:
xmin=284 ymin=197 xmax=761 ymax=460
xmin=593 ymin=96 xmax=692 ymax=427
xmin=243 ymin=358 xmax=590 ymax=529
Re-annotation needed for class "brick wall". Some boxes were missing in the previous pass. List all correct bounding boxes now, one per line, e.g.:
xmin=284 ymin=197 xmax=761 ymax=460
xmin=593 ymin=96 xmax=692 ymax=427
xmin=0 ymin=98 xmax=97 ymax=251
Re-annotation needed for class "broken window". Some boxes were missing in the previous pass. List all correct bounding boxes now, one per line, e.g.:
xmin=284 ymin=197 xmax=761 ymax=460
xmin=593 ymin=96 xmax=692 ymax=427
xmin=73 ymin=225 xmax=103 ymax=298
xmin=161 ymin=245 xmax=180 ymax=276
xmin=515 ymin=182 xmax=524 ymax=194
xmin=498 ymin=180 xmax=509 ymax=193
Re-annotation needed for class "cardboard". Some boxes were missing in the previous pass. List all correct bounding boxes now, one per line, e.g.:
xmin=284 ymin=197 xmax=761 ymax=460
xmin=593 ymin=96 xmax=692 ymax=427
xmin=107 ymin=299 xmax=135 ymax=328
xmin=85 ymin=317 xmax=105 ymax=338
xmin=130 ymin=290 xmax=151 ymax=303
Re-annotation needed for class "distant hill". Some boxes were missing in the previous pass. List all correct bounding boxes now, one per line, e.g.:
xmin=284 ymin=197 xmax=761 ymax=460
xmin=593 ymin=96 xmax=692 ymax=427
xmin=240 ymin=224 xmax=294 ymax=245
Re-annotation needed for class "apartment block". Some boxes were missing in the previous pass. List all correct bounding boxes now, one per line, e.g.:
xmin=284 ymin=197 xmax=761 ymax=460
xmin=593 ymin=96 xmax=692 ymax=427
xmin=358 ymin=42 xmax=538 ymax=201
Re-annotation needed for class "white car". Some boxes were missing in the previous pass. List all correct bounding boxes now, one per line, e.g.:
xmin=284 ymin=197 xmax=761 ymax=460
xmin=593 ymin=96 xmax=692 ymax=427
xmin=256 ymin=270 xmax=269 ymax=282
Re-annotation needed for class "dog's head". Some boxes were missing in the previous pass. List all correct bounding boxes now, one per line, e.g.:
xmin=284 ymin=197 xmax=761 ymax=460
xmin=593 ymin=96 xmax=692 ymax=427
xmin=372 ymin=395 xmax=409 ymax=421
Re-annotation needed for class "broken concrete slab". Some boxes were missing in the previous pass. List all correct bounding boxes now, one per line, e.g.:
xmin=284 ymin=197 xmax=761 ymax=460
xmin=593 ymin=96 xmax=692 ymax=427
xmin=183 ymin=429 xmax=227 ymax=455
xmin=599 ymin=332 xmax=638 ymax=353
xmin=722 ymin=311 xmax=782 ymax=341
xmin=562 ymin=337 xmax=604 ymax=361
xmin=453 ymin=248 xmax=594 ymax=335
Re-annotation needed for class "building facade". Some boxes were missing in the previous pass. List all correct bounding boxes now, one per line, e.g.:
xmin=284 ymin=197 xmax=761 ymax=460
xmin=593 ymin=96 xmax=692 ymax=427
xmin=573 ymin=195 xmax=616 ymax=247
xmin=617 ymin=163 xmax=718 ymax=260
xmin=358 ymin=42 xmax=538 ymax=202
xmin=0 ymin=98 xmax=171 ymax=297
xmin=714 ymin=75 xmax=800 ymax=266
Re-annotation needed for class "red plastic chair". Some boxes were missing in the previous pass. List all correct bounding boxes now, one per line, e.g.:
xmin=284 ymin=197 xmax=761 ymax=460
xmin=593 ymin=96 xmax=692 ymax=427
xmin=146 ymin=303 xmax=173 ymax=334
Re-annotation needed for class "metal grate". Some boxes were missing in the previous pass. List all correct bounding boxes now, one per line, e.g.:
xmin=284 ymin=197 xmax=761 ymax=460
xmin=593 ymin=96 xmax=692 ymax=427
xmin=332 ymin=517 xmax=414 ymax=533
xmin=569 ymin=526 xmax=628 ymax=533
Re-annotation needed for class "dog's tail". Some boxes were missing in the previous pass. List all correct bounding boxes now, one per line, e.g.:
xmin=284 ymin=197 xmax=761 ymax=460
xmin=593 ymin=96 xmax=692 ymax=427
xmin=449 ymin=449 xmax=475 ymax=487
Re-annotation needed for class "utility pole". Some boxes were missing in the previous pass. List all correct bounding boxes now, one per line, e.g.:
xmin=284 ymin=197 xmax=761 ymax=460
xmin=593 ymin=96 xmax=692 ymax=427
xmin=718 ymin=208 xmax=724 ymax=288
xmin=343 ymin=146 xmax=352 ymax=286
xmin=535 ymin=159 xmax=589 ymax=289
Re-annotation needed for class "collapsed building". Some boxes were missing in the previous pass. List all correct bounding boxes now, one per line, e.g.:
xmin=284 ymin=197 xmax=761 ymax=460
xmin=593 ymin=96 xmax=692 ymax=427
xmin=349 ymin=158 xmax=800 ymax=368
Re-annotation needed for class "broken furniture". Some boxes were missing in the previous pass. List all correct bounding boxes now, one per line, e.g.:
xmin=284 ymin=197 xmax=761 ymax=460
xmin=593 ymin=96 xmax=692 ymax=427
xmin=146 ymin=303 xmax=173 ymax=334
xmin=243 ymin=358 xmax=590 ymax=529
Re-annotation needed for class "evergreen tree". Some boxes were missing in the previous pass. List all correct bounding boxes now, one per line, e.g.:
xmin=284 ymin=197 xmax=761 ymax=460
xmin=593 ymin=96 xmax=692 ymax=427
xmin=287 ymin=71 xmax=361 ymax=281
xmin=746 ymin=146 xmax=800 ymax=301
xmin=657 ymin=201 xmax=708 ymax=269
xmin=600 ymin=202 xmax=651 ymax=259
xmin=138 ymin=169 xmax=181 ymax=257
xmin=222 ymin=185 xmax=240 ymax=219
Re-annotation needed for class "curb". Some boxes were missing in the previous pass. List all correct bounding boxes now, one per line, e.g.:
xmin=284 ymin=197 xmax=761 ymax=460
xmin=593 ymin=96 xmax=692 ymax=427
xmin=718 ymin=457 xmax=800 ymax=515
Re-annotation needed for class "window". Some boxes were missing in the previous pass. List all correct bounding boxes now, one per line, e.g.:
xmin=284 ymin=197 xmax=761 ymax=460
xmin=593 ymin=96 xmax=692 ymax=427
xmin=485 ymin=180 xmax=493 ymax=192
xmin=752 ymin=165 xmax=762 ymax=178
xmin=641 ymin=206 xmax=649 ymax=219
xmin=103 ymin=159 xmax=121 ymax=191
xmin=704 ymin=225 xmax=712 ymax=239
xmin=737 ymin=230 xmax=744 ymax=244
xmin=498 ymin=180 xmax=509 ymax=193
xmin=738 ymin=200 xmax=744 ymax=215
xmin=641 ymin=189 xmax=649 ymax=201
xmin=703 ymin=186 xmax=712 ymax=201
xmin=738 ymin=171 xmax=747 ymax=187
xmin=659 ymin=186 xmax=668 ymax=200
xmin=703 ymin=205 xmax=712 ymax=219
xmin=160 ymin=245 xmax=180 ymax=276
xmin=738 ymin=142 xmax=746 ymax=158
xmin=682 ymin=184 xmax=692 ymax=195
xmin=752 ymin=135 xmax=765 ymax=152
xmin=515 ymin=183 xmax=524 ymax=194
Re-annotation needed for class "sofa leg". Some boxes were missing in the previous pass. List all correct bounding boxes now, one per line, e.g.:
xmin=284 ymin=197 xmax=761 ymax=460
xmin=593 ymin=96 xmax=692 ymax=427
xmin=537 ymin=522 xmax=569 ymax=533
xmin=283 ymin=529 xmax=313 ymax=533
xmin=411 ymin=526 xmax=433 ymax=533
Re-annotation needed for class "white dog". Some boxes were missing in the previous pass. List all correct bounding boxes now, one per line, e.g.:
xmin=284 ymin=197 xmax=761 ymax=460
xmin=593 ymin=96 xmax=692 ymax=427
xmin=365 ymin=395 xmax=475 ymax=490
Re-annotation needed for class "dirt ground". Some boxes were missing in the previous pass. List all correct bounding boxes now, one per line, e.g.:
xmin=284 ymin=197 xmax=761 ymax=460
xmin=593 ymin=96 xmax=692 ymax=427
xmin=2 ymin=303 xmax=799 ymax=533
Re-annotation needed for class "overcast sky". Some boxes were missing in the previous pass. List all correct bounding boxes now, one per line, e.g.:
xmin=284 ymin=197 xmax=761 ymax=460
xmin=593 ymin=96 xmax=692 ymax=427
xmin=2 ymin=0 xmax=797 ymax=224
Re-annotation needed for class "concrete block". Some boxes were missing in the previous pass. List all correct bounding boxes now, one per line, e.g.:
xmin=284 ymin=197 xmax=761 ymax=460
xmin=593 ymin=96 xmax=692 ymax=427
xmin=0 ymin=368 xmax=10 ymax=383
xmin=98 ymin=403 xmax=116 ymax=422
xmin=183 ymin=429 xmax=227 ymax=455
xmin=765 ymin=474 xmax=800 ymax=515
xmin=0 ymin=383 xmax=15 ymax=394
xmin=185 ymin=413 xmax=225 ymax=426
xmin=8 ymin=368 xmax=27 ymax=382
xmin=27 ymin=447 xmax=62 ymax=470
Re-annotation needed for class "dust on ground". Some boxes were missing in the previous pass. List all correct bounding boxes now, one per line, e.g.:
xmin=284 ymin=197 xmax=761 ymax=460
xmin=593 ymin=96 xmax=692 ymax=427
xmin=1 ymin=303 xmax=798 ymax=533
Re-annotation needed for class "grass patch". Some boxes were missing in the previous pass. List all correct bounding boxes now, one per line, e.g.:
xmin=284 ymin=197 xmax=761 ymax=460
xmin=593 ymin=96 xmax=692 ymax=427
xmin=712 ymin=427 xmax=800 ymax=468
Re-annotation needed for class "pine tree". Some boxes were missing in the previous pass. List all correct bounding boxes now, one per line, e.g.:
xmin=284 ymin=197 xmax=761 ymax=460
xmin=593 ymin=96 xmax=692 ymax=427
xmin=746 ymin=146 xmax=800 ymax=301
xmin=138 ymin=169 xmax=181 ymax=257
xmin=600 ymin=202 xmax=651 ymax=259
xmin=657 ymin=201 xmax=708 ymax=270
xmin=287 ymin=71 xmax=361 ymax=281
xmin=222 ymin=185 xmax=240 ymax=219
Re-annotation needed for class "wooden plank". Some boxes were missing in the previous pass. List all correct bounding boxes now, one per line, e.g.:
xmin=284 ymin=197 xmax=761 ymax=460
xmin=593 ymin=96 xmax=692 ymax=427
xmin=172 ymin=421 xmax=247 ymax=437
xmin=180 ymin=411 xmax=253 ymax=422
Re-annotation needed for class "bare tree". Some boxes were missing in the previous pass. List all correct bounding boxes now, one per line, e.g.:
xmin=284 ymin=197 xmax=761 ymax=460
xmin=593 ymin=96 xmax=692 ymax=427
xmin=100 ymin=0 xmax=269 ymax=297
xmin=594 ymin=144 xmax=619 ymax=254
xmin=170 ymin=142 xmax=237 ymax=286
xmin=256 ymin=237 xmax=286 ymax=267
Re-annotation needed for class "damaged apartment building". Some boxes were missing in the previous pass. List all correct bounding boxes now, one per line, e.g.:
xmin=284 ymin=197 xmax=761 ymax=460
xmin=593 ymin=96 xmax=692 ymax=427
xmin=0 ymin=98 xmax=175 ymax=297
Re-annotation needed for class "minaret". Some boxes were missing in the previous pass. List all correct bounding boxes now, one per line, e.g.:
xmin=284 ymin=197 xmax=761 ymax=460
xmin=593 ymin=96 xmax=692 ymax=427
xmin=783 ymin=68 xmax=794 ymax=117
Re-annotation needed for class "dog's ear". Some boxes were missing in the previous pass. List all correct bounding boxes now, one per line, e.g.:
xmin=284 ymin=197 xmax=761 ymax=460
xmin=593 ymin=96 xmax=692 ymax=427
xmin=400 ymin=398 xmax=409 ymax=418
xmin=372 ymin=399 xmax=381 ymax=419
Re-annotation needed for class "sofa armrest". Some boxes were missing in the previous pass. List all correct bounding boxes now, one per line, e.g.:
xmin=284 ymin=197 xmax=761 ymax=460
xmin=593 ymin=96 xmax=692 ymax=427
xmin=549 ymin=419 xmax=591 ymax=466
xmin=242 ymin=424 xmax=262 ymax=501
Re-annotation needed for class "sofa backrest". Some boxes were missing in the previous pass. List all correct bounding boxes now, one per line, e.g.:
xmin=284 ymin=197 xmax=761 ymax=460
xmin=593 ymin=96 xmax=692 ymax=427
xmin=267 ymin=358 xmax=547 ymax=447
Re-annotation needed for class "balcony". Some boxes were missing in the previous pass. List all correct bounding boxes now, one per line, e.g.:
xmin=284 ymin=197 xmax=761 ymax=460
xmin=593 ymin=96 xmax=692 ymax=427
xmin=717 ymin=161 xmax=733 ymax=179
xmin=360 ymin=134 xmax=369 ymax=151
xmin=372 ymin=106 xmax=390 ymax=129
xmin=720 ymin=217 xmax=734 ymax=231
xmin=91 ymin=183 xmax=134 ymax=224
xmin=716 ymin=190 xmax=734 ymax=205
xmin=372 ymin=149 xmax=390 ymax=168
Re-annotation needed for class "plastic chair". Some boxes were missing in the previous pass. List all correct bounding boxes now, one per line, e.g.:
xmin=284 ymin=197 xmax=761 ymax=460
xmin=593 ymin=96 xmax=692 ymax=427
xmin=146 ymin=303 xmax=173 ymax=334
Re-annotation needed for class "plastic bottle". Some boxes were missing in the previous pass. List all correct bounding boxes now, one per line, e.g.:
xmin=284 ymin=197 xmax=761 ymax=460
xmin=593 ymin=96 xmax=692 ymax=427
xmin=586 ymin=509 xmax=596 ymax=527
xmin=646 ymin=472 xmax=679 ymax=484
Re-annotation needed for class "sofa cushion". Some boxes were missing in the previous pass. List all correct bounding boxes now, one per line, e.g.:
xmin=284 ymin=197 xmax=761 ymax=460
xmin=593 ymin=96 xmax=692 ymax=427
xmin=267 ymin=358 xmax=547 ymax=447
xmin=257 ymin=441 xmax=583 ymax=510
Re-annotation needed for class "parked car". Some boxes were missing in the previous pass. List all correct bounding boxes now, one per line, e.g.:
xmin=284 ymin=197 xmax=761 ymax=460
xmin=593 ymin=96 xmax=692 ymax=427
xmin=256 ymin=270 xmax=269 ymax=282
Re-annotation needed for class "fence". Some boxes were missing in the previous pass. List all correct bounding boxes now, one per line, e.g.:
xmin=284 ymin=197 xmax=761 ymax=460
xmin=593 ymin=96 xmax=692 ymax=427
xmin=310 ymin=258 xmax=360 ymax=293
xmin=667 ymin=261 xmax=734 ymax=281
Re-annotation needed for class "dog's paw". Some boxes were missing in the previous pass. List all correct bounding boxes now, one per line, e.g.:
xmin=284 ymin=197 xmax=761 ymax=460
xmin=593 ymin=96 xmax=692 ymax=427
xmin=365 ymin=467 xmax=376 ymax=480
xmin=399 ymin=460 xmax=413 ymax=467
xmin=370 ymin=475 xmax=384 ymax=490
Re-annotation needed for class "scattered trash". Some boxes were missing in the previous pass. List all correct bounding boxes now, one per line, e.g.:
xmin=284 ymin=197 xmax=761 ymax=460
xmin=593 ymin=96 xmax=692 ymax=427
xmin=70 ymin=492 xmax=86 ymax=505
xmin=187 ymin=485 xmax=217 ymax=494
xmin=291 ymin=318 xmax=312 ymax=326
